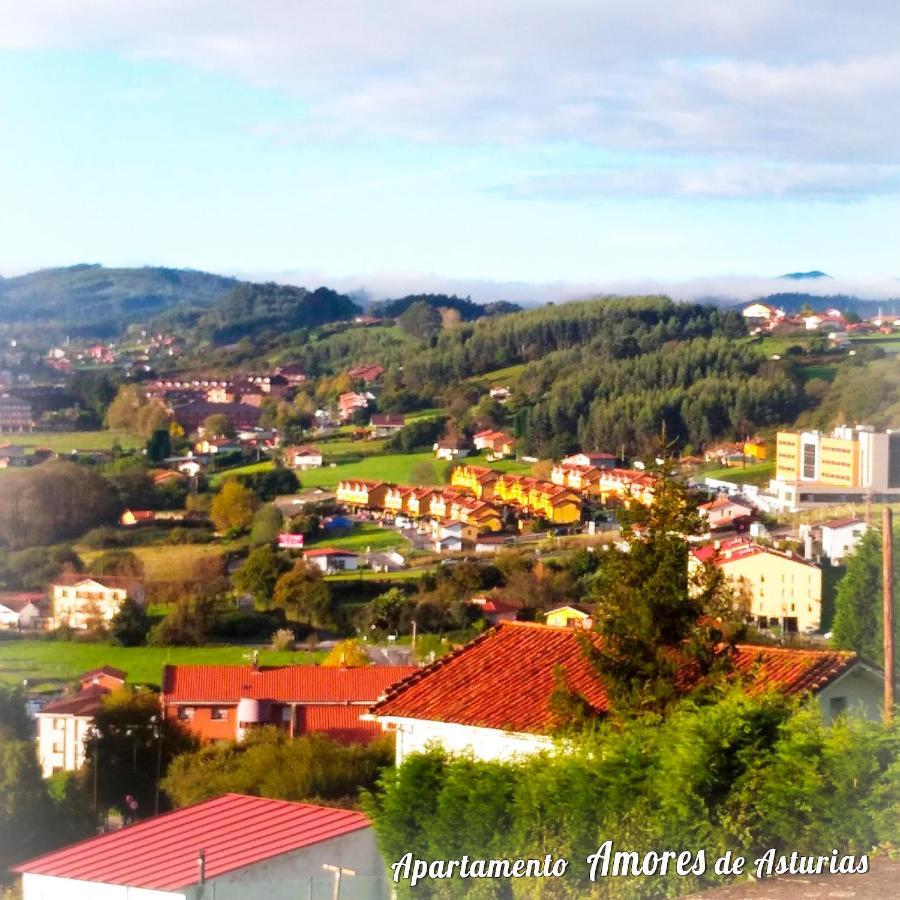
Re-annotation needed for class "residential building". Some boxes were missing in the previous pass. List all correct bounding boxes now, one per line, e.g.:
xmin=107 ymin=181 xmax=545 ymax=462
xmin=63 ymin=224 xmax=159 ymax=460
xmin=434 ymin=439 xmax=470 ymax=461
xmin=347 ymin=363 xmax=385 ymax=384
xmin=691 ymin=538 xmax=822 ymax=633
xmin=162 ymin=663 xmax=415 ymax=743
xmin=0 ymin=592 xmax=48 ymax=629
xmin=284 ymin=445 xmax=323 ymax=469
xmin=14 ymin=794 xmax=385 ymax=900
xmin=369 ymin=622 xmax=884 ymax=765
xmin=303 ymin=548 xmax=360 ymax=573
xmin=36 ymin=667 xmax=127 ymax=777
xmin=596 ymin=468 xmax=656 ymax=506
xmin=470 ymin=594 xmax=521 ymax=624
xmin=433 ymin=520 xmax=479 ymax=552
xmin=771 ymin=425 xmax=900 ymax=511
xmin=820 ymin=517 xmax=869 ymax=564
xmin=493 ymin=475 xmax=582 ymax=524
xmin=550 ymin=463 xmax=602 ymax=495
xmin=560 ymin=451 xmax=617 ymax=470
xmin=0 ymin=395 xmax=33 ymax=431
xmin=335 ymin=478 xmax=391 ymax=509
xmin=369 ymin=413 xmax=406 ymax=437
xmin=172 ymin=400 xmax=261 ymax=432
xmin=544 ymin=605 xmax=593 ymax=629
xmin=405 ymin=486 xmax=437 ymax=518
xmin=50 ymin=575 xmax=144 ymax=630
xmin=0 ymin=443 xmax=29 ymax=467
xmin=338 ymin=391 xmax=370 ymax=420
xmin=698 ymin=496 xmax=754 ymax=530
xmin=472 ymin=429 xmax=516 ymax=458
xmin=449 ymin=464 xmax=498 ymax=500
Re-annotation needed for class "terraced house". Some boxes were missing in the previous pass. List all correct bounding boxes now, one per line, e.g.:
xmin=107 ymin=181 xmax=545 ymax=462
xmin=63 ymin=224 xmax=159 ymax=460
xmin=335 ymin=478 xmax=391 ymax=509
xmin=597 ymin=467 xmax=656 ymax=506
xmin=493 ymin=474 xmax=582 ymax=524
xmin=450 ymin=464 xmax=499 ymax=500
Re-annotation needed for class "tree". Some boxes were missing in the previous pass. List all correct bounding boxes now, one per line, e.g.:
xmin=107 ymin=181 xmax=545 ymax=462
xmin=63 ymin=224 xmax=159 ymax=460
xmin=589 ymin=465 xmax=744 ymax=714
xmin=0 ymin=685 xmax=30 ymax=741
xmin=410 ymin=460 xmax=438 ymax=485
xmin=210 ymin=479 xmax=259 ymax=534
xmin=398 ymin=300 xmax=442 ymax=341
xmin=273 ymin=561 xmax=333 ymax=626
xmin=0 ymin=740 xmax=53 ymax=871
xmin=249 ymin=504 xmax=283 ymax=547
xmin=91 ymin=549 xmax=145 ymax=580
xmin=85 ymin=688 xmax=198 ymax=817
xmin=109 ymin=597 xmax=151 ymax=647
xmin=832 ymin=524 xmax=900 ymax=666
xmin=146 ymin=428 xmax=171 ymax=463
xmin=322 ymin=639 xmax=371 ymax=667
xmin=234 ymin=545 xmax=290 ymax=609
xmin=202 ymin=413 xmax=234 ymax=438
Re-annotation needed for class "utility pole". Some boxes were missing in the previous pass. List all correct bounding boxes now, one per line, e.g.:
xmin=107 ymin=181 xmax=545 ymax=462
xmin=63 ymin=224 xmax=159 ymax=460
xmin=883 ymin=508 xmax=895 ymax=726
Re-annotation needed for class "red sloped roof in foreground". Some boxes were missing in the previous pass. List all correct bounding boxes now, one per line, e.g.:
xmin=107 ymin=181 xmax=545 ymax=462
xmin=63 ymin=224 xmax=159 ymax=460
xmin=162 ymin=664 xmax=416 ymax=704
xmin=370 ymin=622 xmax=859 ymax=734
xmin=13 ymin=794 xmax=370 ymax=889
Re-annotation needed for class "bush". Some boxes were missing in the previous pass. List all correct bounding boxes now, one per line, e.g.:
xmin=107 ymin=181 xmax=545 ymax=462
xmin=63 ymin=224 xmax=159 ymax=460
xmin=271 ymin=628 xmax=296 ymax=651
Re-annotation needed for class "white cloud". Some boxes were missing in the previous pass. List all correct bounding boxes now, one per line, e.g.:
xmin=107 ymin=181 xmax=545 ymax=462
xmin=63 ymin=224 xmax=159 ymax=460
xmin=4 ymin=2 xmax=900 ymax=192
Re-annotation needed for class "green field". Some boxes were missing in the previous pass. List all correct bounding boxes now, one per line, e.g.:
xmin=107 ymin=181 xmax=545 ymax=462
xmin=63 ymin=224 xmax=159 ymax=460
xmin=5 ymin=430 xmax=142 ymax=451
xmin=209 ymin=459 xmax=275 ymax=487
xmin=309 ymin=521 xmax=410 ymax=553
xmin=467 ymin=363 xmax=527 ymax=386
xmin=0 ymin=641 xmax=323 ymax=690
xmin=78 ymin=543 xmax=236 ymax=582
xmin=798 ymin=363 xmax=839 ymax=382
xmin=702 ymin=460 xmax=776 ymax=487
xmin=325 ymin=568 xmax=424 ymax=582
xmin=300 ymin=451 xmax=442 ymax=489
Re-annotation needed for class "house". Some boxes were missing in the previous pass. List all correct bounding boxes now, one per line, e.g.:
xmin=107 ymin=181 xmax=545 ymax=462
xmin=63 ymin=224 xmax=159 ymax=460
xmin=433 ymin=520 xmax=479 ymax=553
xmin=162 ymin=663 xmax=415 ymax=743
xmin=596 ymin=468 xmax=656 ymax=507
xmin=473 ymin=430 xmax=515 ymax=458
xmin=194 ymin=437 xmax=241 ymax=455
xmin=338 ymin=391 xmax=370 ymax=420
xmin=0 ymin=443 xmax=29 ymax=467
xmin=691 ymin=538 xmax=822 ymax=633
xmin=820 ymin=517 xmax=869 ymax=565
xmin=544 ymin=605 xmax=593 ymax=629
xmin=369 ymin=413 xmax=406 ymax=437
xmin=172 ymin=401 xmax=260 ymax=432
xmin=405 ymin=486 xmax=437 ymax=518
xmin=369 ymin=622 xmax=885 ymax=765
xmin=434 ymin=439 xmax=470 ymax=461
xmin=50 ymin=574 xmax=145 ymax=630
xmin=35 ymin=667 xmax=127 ymax=777
xmin=119 ymin=508 xmax=157 ymax=527
xmin=489 ymin=386 xmax=512 ymax=403
xmin=275 ymin=363 xmax=307 ymax=384
xmin=335 ymin=478 xmax=391 ymax=509
xmin=449 ymin=464 xmax=498 ymax=500
xmin=0 ymin=592 xmax=48 ymax=629
xmin=13 ymin=794 xmax=385 ymax=900
xmin=0 ymin=394 xmax=34 ymax=431
xmin=560 ymin=451 xmax=617 ymax=470
xmin=550 ymin=463 xmax=602 ymax=495
xmin=304 ymin=548 xmax=360 ymax=573
xmin=698 ymin=496 xmax=754 ymax=530
xmin=285 ymin=445 xmax=323 ymax=469
xmin=470 ymin=594 xmax=521 ymax=624
xmin=384 ymin=485 xmax=415 ymax=515
xmin=347 ymin=363 xmax=385 ymax=385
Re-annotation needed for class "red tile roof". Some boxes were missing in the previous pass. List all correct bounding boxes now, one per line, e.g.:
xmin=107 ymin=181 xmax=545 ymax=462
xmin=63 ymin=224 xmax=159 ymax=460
xmin=13 ymin=794 xmax=371 ymax=889
xmin=162 ymin=664 xmax=416 ymax=705
xmin=39 ymin=686 xmax=109 ymax=717
xmin=298 ymin=705 xmax=384 ymax=743
xmin=79 ymin=666 xmax=127 ymax=682
xmin=371 ymin=623 xmax=860 ymax=734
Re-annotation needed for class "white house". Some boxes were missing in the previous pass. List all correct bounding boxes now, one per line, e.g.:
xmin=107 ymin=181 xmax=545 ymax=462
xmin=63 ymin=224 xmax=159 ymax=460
xmin=13 ymin=794 xmax=385 ymax=900
xmin=820 ymin=517 xmax=869 ymax=565
xmin=50 ymin=575 xmax=144 ymax=630
xmin=698 ymin=496 xmax=753 ymax=530
xmin=36 ymin=667 xmax=127 ymax=777
xmin=369 ymin=622 xmax=883 ymax=766
xmin=560 ymin=451 xmax=617 ymax=470
xmin=285 ymin=445 xmax=323 ymax=470
xmin=0 ymin=592 xmax=47 ymax=629
xmin=303 ymin=548 xmax=359 ymax=573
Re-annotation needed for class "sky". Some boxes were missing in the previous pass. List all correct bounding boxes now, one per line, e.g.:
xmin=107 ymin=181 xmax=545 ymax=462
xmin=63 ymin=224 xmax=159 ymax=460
xmin=1 ymin=1 xmax=900 ymax=301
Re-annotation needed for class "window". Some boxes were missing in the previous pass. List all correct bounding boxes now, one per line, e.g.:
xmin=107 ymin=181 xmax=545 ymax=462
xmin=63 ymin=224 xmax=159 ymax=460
xmin=178 ymin=707 xmax=195 ymax=721
xmin=829 ymin=696 xmax=847 ymax=716
xmin=52 ymin=741 xmax=64 ymax=754
xmin=210 ymin=707 xmax=227 ymax=721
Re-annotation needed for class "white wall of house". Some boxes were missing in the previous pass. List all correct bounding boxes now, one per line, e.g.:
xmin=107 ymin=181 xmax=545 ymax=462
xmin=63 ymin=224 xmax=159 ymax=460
xmin=382 ymin=717 xmax=552 ymax=766
xmin=821 ymin=523 xmax=868 ymax=564
xmin=815 ymin=666 xmax=884 ymax=723
xmin=22 ymin=875 xmax=183 ymax=900
xmin=36 ymin=713 xmax=92 ymax=778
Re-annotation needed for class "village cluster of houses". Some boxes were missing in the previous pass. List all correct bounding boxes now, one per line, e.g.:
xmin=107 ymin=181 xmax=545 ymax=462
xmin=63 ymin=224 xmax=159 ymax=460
xmin=13 ymin=613 xmax=887 ymax=897
xmin=742 ymin=301 xmax=900 ymax=343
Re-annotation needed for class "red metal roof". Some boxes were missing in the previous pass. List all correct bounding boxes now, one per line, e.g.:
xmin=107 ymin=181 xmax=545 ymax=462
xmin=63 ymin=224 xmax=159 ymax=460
xmin=371 ymin=622 xmax=860 ymax=734
xmin=39 ymin=686 xmax=109 ymax=717
xmin=13 ymin=794 xmax=371 ymax=889
xmin=162 ymin=664 xmax=416 ymax=704
xmin=304 ymin=547 xmax=358 ymax=558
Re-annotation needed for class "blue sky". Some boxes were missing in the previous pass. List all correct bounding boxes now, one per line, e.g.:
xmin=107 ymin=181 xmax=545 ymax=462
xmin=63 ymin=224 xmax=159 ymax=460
xmin=2 ymin=2 xmax=900 ymax=301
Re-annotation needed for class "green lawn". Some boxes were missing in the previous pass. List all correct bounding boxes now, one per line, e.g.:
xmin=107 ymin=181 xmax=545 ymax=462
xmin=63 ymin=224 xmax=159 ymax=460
xmin=301 ymin=450 xmax=442 ymax=489
xmin=0 ymin=641 xmax=323 ymax=690
xmin=209 ymin=459 xmax=275 ymax=487
xmin=702 ymin=460 xmax=776 ymax=487
xmin=467 ymin=363 xmax=527 ymax=386
xmin=6 ymin=430 xmax=142 ymax=451
xmin=325 ymin=568 xmax=424 ymax=582
xmin=309 ymin=521 xmax=409 ymax=553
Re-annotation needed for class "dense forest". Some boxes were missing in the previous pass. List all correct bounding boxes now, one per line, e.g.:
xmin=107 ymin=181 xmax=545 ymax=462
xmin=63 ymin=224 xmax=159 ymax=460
xmin=370 ymin=293 xmax=521 ymax=320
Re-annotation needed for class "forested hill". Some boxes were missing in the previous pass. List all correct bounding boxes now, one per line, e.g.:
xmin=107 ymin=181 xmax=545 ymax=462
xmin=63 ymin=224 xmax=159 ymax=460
xmin=0 ymin=265 xmax=241 ymax=337
xmin=194 ymin=283 xmax=363 ymax=344
xmin=370 ymin=293 xmax=521 ymax=320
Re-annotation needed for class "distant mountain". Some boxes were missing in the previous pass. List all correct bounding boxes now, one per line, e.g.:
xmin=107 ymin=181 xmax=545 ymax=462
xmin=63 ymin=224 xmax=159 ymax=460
xmin=0 ymin=265 xmax=241 ymax=338
xmin=780 ymin=270 xmax=831 ymax=280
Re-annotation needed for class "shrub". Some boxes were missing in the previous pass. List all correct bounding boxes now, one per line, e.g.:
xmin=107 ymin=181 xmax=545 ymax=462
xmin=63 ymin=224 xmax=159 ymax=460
xmin=271 ymin=628 xmax=296 ymax=651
